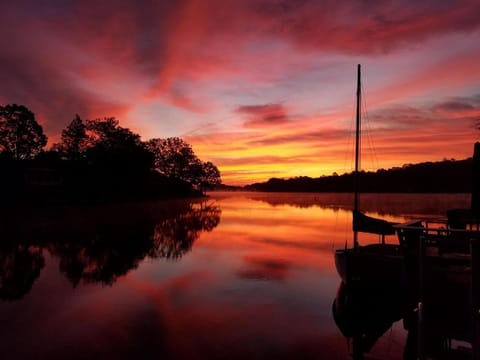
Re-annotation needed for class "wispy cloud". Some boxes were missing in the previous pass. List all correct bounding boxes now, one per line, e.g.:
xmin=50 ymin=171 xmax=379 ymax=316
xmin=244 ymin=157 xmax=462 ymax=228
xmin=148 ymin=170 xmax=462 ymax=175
xmin=236 ymin=103 xmax=290 ymax=128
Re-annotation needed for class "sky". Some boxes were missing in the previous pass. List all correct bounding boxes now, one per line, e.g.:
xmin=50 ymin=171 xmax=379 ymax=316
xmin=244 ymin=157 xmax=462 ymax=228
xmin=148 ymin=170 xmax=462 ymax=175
xmin=1 ymin=0 xmax=479 ymax=185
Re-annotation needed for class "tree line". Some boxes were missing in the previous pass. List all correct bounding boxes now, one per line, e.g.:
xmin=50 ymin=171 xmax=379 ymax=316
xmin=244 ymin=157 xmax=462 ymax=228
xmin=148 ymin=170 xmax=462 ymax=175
xmin=245 ymin=158 xmax=474 ymax=193
xmin=0 ymin=104 xmax=221 ymax=202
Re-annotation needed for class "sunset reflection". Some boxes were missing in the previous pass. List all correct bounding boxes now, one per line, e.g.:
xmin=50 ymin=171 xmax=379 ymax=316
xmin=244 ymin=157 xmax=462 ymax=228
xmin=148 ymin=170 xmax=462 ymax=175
xmin=0 ymin=193 xmax=471 ymax=359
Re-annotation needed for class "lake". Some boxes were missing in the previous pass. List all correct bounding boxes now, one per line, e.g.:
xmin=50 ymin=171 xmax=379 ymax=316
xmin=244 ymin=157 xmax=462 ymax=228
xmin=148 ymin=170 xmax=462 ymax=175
xmin=0 ymin=192 xmax=472 ymax=359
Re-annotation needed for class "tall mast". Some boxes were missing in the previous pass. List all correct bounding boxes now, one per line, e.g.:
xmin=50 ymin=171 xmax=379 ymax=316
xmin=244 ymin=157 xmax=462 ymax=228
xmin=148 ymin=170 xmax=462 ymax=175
xmin=353 ymin=64 xmax=361 ymax=249
xmin=354 ymin=64 xmax=361 ymax=213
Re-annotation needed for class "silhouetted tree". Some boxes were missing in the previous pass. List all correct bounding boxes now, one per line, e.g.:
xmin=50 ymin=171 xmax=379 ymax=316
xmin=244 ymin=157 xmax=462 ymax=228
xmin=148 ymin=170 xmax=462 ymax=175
xmin=85 ymin=117 xmax=138 ymax=148
xmin=84 ymin=117 xmax=154 ymax=174
xmin=52 ymin=114 xmax=89 ymax=159
xmin=52 ymin=116 xmax=153 ymax=171
xmin=0 ymin=104 xmax=47 ymax=159
xmin=146 ymin=137 xmax=221 ymax=190
xmin=146 ymin=137 xmax=203 ymax=184
xmin=199 ymin=161 xmax=221 ymax=190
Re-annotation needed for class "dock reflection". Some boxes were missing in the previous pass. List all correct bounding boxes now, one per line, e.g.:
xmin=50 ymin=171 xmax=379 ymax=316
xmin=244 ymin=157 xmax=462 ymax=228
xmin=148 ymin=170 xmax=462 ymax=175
xmin=333 ymin=269 xmax=479 ymax=359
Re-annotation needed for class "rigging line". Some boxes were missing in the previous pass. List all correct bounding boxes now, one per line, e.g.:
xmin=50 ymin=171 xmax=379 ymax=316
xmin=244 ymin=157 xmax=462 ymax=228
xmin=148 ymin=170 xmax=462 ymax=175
xmin=344 ymin=208 xmax=351 ymax=249
xmin=361 ymin=81 xmax=378 ymax=171
xmin=360 ymin=79 xmax=379 ymax=172
xmin=351 ymin=91 xmax=357 ymax=172
xmin=332 ymin=203 xmax=345 ymax=252
xmin=342 ymin=92 xmax=357 ymax=175
xmin=362 ymin=80 xmax=375 ymax=170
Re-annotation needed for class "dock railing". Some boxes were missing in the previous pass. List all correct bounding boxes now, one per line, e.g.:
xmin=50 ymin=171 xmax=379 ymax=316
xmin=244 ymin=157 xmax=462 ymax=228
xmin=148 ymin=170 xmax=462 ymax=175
xmin=394 ymin=219 xmax=480 ymax=358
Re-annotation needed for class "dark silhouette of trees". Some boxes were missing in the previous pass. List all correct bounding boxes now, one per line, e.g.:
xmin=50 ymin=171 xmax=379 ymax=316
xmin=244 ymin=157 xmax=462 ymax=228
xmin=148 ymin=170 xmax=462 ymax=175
xmin=84 ymin=117 xmax=154 ymax=174
xmin=245 ymin=158 xmax=473 ymax=193
xmin=0 ymin=245 xmax=45 ymax=300
xmin=0 ymin=104 xmax=47 ymax=159
xmin=146 ymin=137 xmax=221 ymax=190
xmin=53 ymin=116 xmax=154 ymax=172
xmin=199 ymin=161 xmax=221 ymax=191
xmin=0 ymin=104 xmax=222 ymax=204
xmin=85 ymin=117 xmax=138 ymax=148
xmin=146 ymin=137 xmax=201 ymax=182
xmin=52 ymin=114 xmax=88 ymax=159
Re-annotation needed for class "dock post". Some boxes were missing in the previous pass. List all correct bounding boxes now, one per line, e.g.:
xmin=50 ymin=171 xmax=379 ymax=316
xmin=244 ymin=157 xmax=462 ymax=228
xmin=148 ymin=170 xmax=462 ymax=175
xmin=417 ymin=235 xmax=426 ymax=360
xmin=472 ymin=238 xmax=480 ymax=360
xmin=472 ymin=142 xmax=480 ymax=214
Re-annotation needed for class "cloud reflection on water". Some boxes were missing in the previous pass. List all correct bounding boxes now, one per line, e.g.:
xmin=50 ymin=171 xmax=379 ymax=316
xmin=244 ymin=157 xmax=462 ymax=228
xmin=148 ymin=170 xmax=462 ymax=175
xmin=1 ymin=192 xmax=468 ymax=359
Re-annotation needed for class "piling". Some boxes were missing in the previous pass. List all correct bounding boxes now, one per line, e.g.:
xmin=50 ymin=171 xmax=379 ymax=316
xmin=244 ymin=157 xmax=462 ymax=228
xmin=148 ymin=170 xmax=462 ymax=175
xmin=472 ymin=142 xmax=480 ymax=214
xmin=417 ymin=235 xmax=426 ymax=360
xmin=472 ymin=238 xmax=480 ymax=360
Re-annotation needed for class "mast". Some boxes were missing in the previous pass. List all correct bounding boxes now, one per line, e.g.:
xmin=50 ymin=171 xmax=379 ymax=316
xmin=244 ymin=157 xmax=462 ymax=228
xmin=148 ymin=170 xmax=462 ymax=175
xmin=473 ymin=142 xmax=480 ymax=213
xmin=354 ymin=64 xmax=361 ymax=212
xmin=353 ymin=64 xmax=361 ymax=248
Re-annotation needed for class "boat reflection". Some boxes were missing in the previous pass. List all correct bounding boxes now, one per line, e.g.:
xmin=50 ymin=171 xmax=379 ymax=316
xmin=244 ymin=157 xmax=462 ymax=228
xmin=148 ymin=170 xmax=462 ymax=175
xmin=333 ymin=274 xmax=479 ymax=359
xmin=0 ymin=200 xmax=221 ymax=295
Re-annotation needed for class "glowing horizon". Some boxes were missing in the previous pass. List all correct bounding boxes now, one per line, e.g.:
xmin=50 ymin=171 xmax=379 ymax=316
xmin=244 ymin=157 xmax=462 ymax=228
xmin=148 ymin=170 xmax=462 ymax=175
xmin=1 ymin=0 xmax=479 ymax=185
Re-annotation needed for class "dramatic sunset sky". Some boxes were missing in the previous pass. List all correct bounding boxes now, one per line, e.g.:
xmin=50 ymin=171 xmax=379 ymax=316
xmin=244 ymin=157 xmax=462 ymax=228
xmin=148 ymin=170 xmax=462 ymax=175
xmin=1 ymin=0 xmax=479 ymax=185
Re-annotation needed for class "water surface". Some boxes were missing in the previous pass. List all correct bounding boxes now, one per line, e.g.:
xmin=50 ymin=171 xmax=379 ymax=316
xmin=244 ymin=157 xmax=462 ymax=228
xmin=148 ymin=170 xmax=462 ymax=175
xmin=0 ymin=192 xmax=471 ymax=359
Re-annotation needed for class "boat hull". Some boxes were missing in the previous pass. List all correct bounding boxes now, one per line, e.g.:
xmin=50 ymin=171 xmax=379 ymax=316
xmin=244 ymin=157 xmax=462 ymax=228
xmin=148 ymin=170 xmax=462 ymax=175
xmin=334 ymin=244 xmax=405 ymax=288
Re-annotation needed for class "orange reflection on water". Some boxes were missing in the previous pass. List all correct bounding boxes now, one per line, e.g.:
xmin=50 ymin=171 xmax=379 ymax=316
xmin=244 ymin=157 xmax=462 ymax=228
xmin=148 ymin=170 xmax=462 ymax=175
xmin=1 ymin=192 xmax=470 ymax=360
xmin=199 ymin=192 xmax=417 ymax=273
xmin=198 ymin=194 xmax=353 ymax=272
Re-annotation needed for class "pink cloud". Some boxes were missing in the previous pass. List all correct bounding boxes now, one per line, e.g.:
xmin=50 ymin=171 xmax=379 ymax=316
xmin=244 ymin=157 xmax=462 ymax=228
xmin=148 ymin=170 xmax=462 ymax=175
xmin=2 ymin=0 xmax=480 ymax=124
xmin=252 ymin=0 xmax=480 ymax=53
xmin=236 ymin=103 xmax=290 ymax=128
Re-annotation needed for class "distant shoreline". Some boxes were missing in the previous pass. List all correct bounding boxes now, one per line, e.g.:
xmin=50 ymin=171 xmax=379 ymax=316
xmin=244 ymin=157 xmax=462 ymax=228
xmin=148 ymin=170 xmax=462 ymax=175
xmin=220 ymin=157 xmax=473 ymax=194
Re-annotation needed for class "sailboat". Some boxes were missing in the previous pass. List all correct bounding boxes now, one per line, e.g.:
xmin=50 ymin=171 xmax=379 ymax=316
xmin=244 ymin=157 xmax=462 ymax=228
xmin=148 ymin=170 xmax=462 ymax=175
xmin=334 ymin=64 xmax=404 ymax=287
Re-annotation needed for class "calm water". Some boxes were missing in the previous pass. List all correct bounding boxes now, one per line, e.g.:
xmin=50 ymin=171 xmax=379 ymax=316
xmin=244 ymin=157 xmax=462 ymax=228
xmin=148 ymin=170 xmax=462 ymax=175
xmin=0 ymin=192 xmax=471 ymax=359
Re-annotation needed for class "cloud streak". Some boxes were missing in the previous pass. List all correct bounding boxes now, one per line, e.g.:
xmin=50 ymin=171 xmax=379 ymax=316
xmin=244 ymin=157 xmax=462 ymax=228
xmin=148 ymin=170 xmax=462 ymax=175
xmin=236 ymin=103 xmax=290 ymax=128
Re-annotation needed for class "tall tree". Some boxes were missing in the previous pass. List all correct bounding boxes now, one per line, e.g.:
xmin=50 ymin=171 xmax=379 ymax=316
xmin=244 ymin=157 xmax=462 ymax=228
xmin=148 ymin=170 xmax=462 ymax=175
xmin=84 ymin=117 xmax=153 ymax=173
xmin=146 ymin=137 xmax=222 ymax=190
xmin=146 ymin=137 xmax=203 ymax=184
xmin=53 ymin=114 xmax=89 ymax=159
xmin=199 ymin=161 xmax=221 ymax=190
xmin=0 ymin=104 xmax=47 ymax=159
xmin=85 ymin=117 xmax=141 ymax=149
